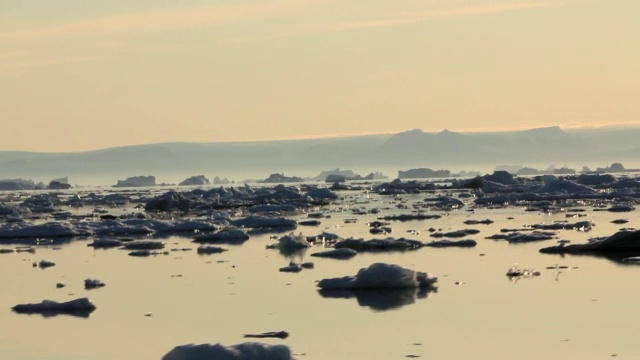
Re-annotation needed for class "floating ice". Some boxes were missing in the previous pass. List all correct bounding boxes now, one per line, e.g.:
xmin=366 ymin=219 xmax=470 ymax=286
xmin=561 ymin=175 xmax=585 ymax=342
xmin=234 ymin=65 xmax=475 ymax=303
xmin=540 ymin=230 xmax=640 ymax=256
xmin=486 ymin=231 xmax=556 ymax=243
xmin=36 ymin=260 xmax=55 ymax=269
xmin=179 ymin=175 xmax=209 ymax=186
xmin=12 ymin=297 xmax=96 ymax=318
xmin=84 ymin=279 xmax=106 ymax=290
xmin=268 ymin=233 xmax=310 ymax=249
xmin=506 ymin=266 xmax=541 ymax=278
xmin=310 ymin=248 xmax=357 ymax=259
xmin=194 ymin=228 xmax=250 ymax=244
xmin=335 ymin=237 xmax=422 ymax=251
xmin=0 ymin=222 xmax=90 ymax=239
xmin=232 ymin=216 xmax=297 ymax=230
xmin=305 ymin=187 xmax=339 ymax=201
xmin=429 ymin=229 xmax=480 ymax=238
xmin=425 ymin=239 xmax=477 ymax=248
xmin=88 ymin=238 xmax=123 ymax=248
xmin=317 ymin=263 xmax=437 ymax=290
xmin=279 ymin=262 xmax=302 ymax=273
xmin=243 ymin=331 xmax=289 ymax=339
xmin=122 ymin=241 xmax=165 ymax=250
xmin=197 ymin=246 xmax=227 ymax=255
xmin=128 ymin=250 xmax=167 ymax=257
xmin=162 ymin=342 xmax=293 ymax=360
xmin=113 ymin=176 xmax=156 ymax=188
xmin=298 ymin=219 xmax=321 ymax=226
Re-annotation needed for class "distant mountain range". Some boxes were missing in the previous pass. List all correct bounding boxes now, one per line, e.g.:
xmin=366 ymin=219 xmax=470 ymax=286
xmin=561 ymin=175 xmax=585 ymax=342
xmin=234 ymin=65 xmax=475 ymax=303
xmin=2 ymin=126 xmax=640 ymax=186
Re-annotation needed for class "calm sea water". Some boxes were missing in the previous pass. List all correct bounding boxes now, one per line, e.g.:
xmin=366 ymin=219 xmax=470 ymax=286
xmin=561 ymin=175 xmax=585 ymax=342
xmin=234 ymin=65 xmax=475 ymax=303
xmin=1 ymin=190 xmax=638 ymax=359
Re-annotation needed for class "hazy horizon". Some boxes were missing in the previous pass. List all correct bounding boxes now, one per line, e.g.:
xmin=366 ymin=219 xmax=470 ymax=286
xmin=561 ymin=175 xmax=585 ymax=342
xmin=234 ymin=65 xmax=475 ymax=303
xmin=2 ymin=0 xmax=639 ymax=152
xmin=2 ymin=122 xmax=640 ymax=153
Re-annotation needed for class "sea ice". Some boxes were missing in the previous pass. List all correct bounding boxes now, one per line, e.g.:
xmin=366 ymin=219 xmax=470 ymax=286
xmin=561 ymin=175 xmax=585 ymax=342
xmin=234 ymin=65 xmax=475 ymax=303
xmin=310 ymin=248 xmax=357 ymax=259
xmin=122 ymin=241 xmax=165 ymax=250
xmin=197 ymin=246 xmax=228 ymax=255
xmin=12 ymin=297 xmax=96 ymax=317
xmin=0 ymin=222 xmax=89 ymax=239
xmin=317 ymin=263 xmax=437 ymax=290
xmin=425 ymin=239 xmax=477 ymax=248
xmin=268 ymin=233 xmax=310 ymax=249
xmin=232 ymin=216 xmax=297 ymax=230
xmin=193 ymin=228 xmax=250 ymax=244
xmin=540 ymin=230 xmax=640 ymax=255
xmin=162 ymin=342 xmax=293 ymax=360
xmin=84 ymin=279 xmax=106 ymax=290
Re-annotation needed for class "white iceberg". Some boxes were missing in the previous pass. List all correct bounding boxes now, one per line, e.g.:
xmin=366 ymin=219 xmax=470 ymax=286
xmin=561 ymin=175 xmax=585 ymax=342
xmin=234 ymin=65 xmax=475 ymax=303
xmin=317 ymin=263 xmax=437 ymax=290
xmin=268 ymin=233 xmax=310 ymax=249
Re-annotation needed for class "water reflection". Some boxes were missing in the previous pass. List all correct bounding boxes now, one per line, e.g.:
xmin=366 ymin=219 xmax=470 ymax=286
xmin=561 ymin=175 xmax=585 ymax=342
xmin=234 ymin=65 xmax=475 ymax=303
xmin=318 ymin=287 xmax=436 ymax=311
xmin=0 ymin=236 xmax=80 ymax=246
xmin=12 ymin=307 xmax=95 ymax=319
xmin=276 ymin=246 xmax=307 ymax=260
xmin=247 ymin=227 xmax=295 ymax=236
xmin=541 ymin=250 xmax=640 ymax=266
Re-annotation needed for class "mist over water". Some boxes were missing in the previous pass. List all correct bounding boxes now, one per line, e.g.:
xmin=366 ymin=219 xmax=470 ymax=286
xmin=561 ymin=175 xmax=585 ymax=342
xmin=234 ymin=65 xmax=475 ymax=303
xmin=4 ymin=126 xmax=640 ymax=187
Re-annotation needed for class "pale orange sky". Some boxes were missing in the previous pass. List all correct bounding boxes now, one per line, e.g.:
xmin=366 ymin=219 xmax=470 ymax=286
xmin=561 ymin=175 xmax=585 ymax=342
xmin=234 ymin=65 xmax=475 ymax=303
xmin=1 ymin=0 xmax=639 ymax=152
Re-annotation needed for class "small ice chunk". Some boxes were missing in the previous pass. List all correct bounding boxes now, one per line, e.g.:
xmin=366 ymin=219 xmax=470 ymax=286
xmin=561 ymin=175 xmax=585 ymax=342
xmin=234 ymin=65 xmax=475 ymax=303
xmin=122 ymin=241 xmax=165 ymax=250
xmin=310 ymin=248 xmax=357 ymax=259
xmin=84 ymin=279 xmax=106 ymax=290
xmin=197 ymin=246 xmax=228 ymax=255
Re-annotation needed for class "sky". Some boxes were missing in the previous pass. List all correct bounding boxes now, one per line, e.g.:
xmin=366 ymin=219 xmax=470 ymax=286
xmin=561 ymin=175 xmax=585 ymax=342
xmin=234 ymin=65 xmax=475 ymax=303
xmin=1 ymin=0 xmax=639 ymax=152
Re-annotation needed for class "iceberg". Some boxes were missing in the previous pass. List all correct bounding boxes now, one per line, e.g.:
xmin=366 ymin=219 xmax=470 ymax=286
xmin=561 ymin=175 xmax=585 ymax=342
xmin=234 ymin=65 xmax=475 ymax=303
xmin=317 ymin=263 xmax=438 ymax=311
xmin=317 ymin=263 xmax=437 ymax=290
xmin=268 ymin=233 xmax=310 ymax=249
xmin=162 ymin=342 xmax=293 ymax=360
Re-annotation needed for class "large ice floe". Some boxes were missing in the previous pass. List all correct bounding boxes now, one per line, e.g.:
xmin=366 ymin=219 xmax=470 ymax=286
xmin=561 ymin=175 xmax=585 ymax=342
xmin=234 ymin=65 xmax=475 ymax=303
xmin=334 ymin=237 xmax=423 ymax=252
xmin=232 ymin=216 xmax=297 ymax=231
xmin=162 ymin=342 xmax=294 ymax=360
xmin=0 ymin=222 xmax=90 ymax=239
xmin=193 ymin=227 xmax=250 ymax=244
xmin=540 ymin=230 xmax=640 ymax=262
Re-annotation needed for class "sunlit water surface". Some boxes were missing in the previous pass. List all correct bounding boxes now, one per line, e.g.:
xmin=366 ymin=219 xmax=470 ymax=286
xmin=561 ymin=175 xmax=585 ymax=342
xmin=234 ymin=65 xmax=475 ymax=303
xmin=1 ymin=189 xmax=639 ymax=359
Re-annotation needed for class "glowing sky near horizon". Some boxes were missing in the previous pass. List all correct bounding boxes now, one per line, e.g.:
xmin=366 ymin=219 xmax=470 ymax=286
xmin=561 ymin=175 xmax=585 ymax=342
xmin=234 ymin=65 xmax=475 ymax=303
xmin=1 ymin=0 xmax=639 ymax=152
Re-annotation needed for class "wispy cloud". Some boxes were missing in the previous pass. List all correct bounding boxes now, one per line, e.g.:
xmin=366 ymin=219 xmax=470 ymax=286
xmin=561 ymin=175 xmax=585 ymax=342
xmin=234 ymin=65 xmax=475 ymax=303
xmin=0 ymin=51 xmax=23 ymax=60
xmin=223 ymin=1 xmax=565 ymax=43
xmin=0 ymin=55 xmax=99 ymax=77
xmin=313 ymin=1 xmax=563 ymax=33
xmin=0 ymin=0 xmax=323 ymax=43
xmin=0 ymin=0 xmax=562 ymax=76
xmin=562 ymin=120 xmax=640 ymax=129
